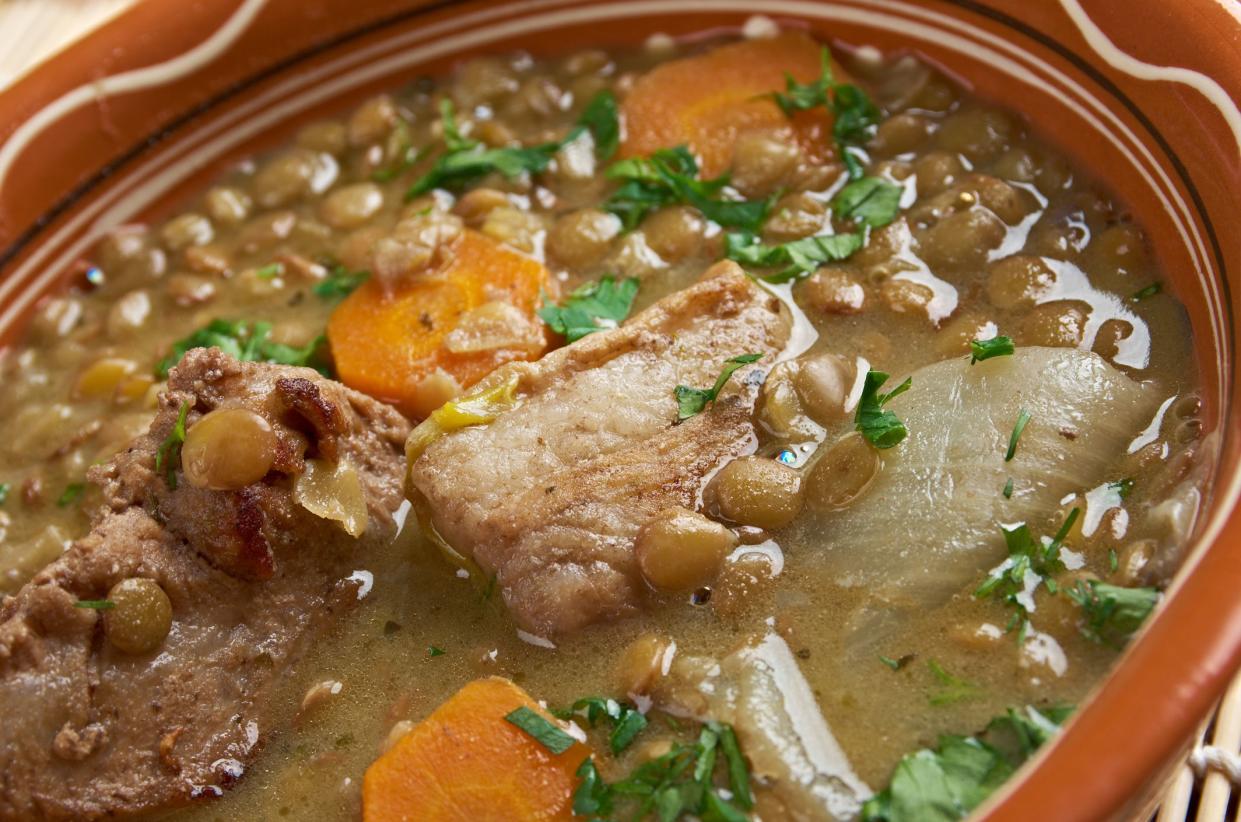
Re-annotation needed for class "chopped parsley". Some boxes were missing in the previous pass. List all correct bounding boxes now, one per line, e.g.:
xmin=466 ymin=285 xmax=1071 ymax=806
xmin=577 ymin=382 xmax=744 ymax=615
xmin=1002 ymin=477 xmax=1014 ymax=499
xmin=0 ymin=482 xmax=9 ymax=506
xmin=407 ymin=99 xmax=562 ymax=199
xmin=56 ymin=482 xmax=85 ymax=508
xmin=604 ymin=145 xmax=769 ymax=232
xmin=73 ymin=599 xmax=116 ymax=610
xmin=427 ymin=645 xmax=446 ymax=657
xmin=1131 ymin=282 xmax=1162 ymax=302
xmin=674 ymin=353 xmax=762 ymax=421
xmin=724 ymin=230 xmax=864 ymax=283
xmin=1067 ymin=580 xmax=1159 ymax=646
xmin=313 ymin=265 xmax=370 ymax=300
xmin=537 ymin=275 xmax=639 ymax=343
xmin=970 ymin=335 xmax=1015 ymax=364
xmin=927 ymin=660 xmax=980 ymax=706
xmin=254 ymin=262 xmax=283 ymax=280
xmin=1004 ymin=408 xmax=1031 ymax=461
xmin=371 ymin=119 xmax=421 ymax=183
xmin=156 ymin=319 xmax=330 ymax=379
xmin=572 ymin=89 xmax=620 ymax=161
xmin=154 ymin=401 xmax=192 ymax=489
xmin=879 ymin=654 xmax=914 ymax=671
xmin=862 ymin=705 xmax=1071 ymax=822
xmin=557 ymin=697 xmax=648 ymax=755
xmin=503 ymin=706 xmax=577 ymax=755
xmin=854 ymin=369 xmax=912 ymax=449
xmin=1108 ymin=477 xmax=1135 ymax=499
xmin=573 ymin=721 xmax=752 ymax=821
xmin=768 ymin=46 xmax=881 ymax=179
xmin=974 ymin=510 xmax=1080 ymax=637
xmin=832 ymin=175 xmax=903 ymax=229
xmin=1109 ymin=548 xmax=1119 ymax=573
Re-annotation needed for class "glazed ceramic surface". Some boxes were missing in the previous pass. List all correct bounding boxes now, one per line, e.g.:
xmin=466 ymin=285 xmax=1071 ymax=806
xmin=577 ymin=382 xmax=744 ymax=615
xmin=0 ymin=1 xmax=1237 ymax=819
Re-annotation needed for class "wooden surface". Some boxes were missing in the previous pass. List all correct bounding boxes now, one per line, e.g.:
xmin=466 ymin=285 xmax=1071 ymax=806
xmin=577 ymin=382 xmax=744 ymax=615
xmin=0 ymin=0 xmax=1236 ymax=819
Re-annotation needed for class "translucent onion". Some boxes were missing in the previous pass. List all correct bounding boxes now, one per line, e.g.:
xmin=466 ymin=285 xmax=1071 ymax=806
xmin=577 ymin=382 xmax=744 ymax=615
xmin=294 ymin=458 xmax=368 ymax=537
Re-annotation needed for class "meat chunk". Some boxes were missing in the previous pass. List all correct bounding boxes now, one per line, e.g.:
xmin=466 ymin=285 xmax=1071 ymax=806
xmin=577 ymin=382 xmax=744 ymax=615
xmin=0 ymin=350 xmax=409 ymax=820
xmin=408 ymin=263 xmax=790 ymax=636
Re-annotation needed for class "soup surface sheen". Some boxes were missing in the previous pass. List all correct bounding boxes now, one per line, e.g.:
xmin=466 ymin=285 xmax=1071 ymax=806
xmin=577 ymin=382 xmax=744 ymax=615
xmin=0 ymin=25 xmax=1209 ymax=822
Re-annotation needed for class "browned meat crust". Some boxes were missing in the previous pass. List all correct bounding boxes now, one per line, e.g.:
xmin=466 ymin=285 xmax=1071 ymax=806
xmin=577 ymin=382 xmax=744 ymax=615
xmin=0 ymin=349 xmax=409 ymax=820
xmin=409 ymin=263 xmax=790 ymax=637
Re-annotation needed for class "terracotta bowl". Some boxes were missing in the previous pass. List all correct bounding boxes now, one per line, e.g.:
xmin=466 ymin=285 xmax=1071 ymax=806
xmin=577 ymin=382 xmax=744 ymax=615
xmin=0 ymin=1 xmax=1237 ymax=818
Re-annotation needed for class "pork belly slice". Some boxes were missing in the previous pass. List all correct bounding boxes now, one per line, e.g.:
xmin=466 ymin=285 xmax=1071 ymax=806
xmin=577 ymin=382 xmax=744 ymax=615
xmin=409 ymin=262 xmax=791 ymax=637
xmin=0 ymin=349 xmax=409 ymax=820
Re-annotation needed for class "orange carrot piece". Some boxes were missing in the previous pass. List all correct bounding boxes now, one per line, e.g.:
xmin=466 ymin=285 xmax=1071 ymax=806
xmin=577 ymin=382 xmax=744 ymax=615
xmin=362 ymin=677 xmax=591 ymax=822
xmin=326 ymin=229 xmax=551 ymax=418
xmin=620 ymin=31 xmax=843 ymax=178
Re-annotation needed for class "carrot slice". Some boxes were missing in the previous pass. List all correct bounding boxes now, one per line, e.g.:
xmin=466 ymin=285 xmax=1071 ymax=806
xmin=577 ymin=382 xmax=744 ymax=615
xmin=362 ymin=677 xmax=590 ymax=822
xmin=620 ymin=31 xmax=842 ymax=178
xmin=326 ymin=229 xmax=552 ymax=418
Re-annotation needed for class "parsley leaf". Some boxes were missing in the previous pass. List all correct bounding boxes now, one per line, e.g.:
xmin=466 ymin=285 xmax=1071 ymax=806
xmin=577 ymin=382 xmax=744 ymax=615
xmin=832 ymin=176 xmax=903 ymax=229
xmin=1108 ymin=477 xmax=1135 ymax=499
xmin=573 ymin=757 xmax=614 ymax=816
xmin=156 ymin=320 xmax=330 ymax=378
xmin=537 ymin=276 xmax=639 ymax=343
xmin=558 ymin=696 xmax=649 ymax=755
xmin=724 ymin=230 xmax=864 ymax=283
xmin=769 ymin=46 xmax=881 ymax=179
xmin=155 ymin=401 xmax=191 ymax=489
xmin=407 ymin=100 xmax=562 ymax=198
xmin=0 ymin=483 xmax=9 ymax=506
xmin=1004 ymin=409 xmax=1031 ymax=461
xmin=1002 ymin=477 xmax=1014 ymax=499
xmin=675 ymin=353 xmax=763 ymax=421
xmin=426 ymin=645 xmax=446 ymax=657
xmin=1131 ymin=282 xmax=1162 ymax=302
xmin=974 ymin=510 xmax=1079 ymax=637
xmin=1067 ymin=580 xmax=1159 ymax=646
xmin=574 ymin=90 xmax=620 ymax=161
xmin=969 ymin=335 xmax=1015 ymax=364
xmin=604 ymin=145 xmax=769 ymax=231
xmin=56 ymin=482 xmax=85 ymax=508
xmin=74 ymin=599 xmax=115 ymax=610
xmin=503 ymin=706 xmax=577 ymax=755
xmin=313 ymin=266 xmax=370 ymax=300
xmin=854 ymin=370 xmax=911 ymax=449
xmin=927 ymin=660 xmax=981 ymax=706
xmin=862 ymin=705 xmax=1070 ymax=822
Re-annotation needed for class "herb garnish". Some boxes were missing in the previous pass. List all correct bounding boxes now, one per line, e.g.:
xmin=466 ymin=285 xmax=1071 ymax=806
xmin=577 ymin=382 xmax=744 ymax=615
xmin=970 ymin=335 xmax=1015 ymax=364
xmin=724 ymin=230 xmax=864 ymax=283
xmin=573 ymin=721 xmax=753 ymax=820
xmin=407 ymin=100 xmax=563 ymax=199
xmin=0 ymin=483 xmax=9 ymax=506
xmin=879 ymin=654 xmax=914 ymax=671
xmin=56 ymin=482 xmax=85 ymax=508
xmin=557 ymin=697 xmax=649 ymax=755
xmin=832 ymin=175 xmax=903 ymax=229
xmin=313 ymin=265 xmax=370 ymax=300
xmin=537 ymin=276 xmax=639 ymax=343
xmin=74 ymin=599 xmax=116 ymax=610
xmin=1108 ymin=477 xmax=1135 ymax=499
xmin=768 ymin=46 xmax=881 ymax=179
xmin=254 ymin=262 xmax=284 ymax=280
xmin=427 ymin=645 xmax=446 ymax=657
xmin=371 ymin=119 xmax=421 ymax=183
xmin=156 ymin=319 xmax=330 ymax=378
xmin=927 ymin=660 xmax=981 ymax=706
xmin=503 ymin=706 xmax=577 ymax=755
xmin=572 ymin=90 xmax=621 ymax=162
xmin=1131 ymin=282 xmax=1162 ymax=302
xmin=1004 ymin=408 xmax=1031 ymax=461
xmin=604 ymin=145 xmax=769 ymax=232
xmin=974 ymin=510 xmax=1080 ymax=637
xmin=675 ymin=353 xmax=762 ymax=421
xmin=854 ymin=369 xmax=912 ymax=449
xmin=1002 ymin=478 xmax=1014 ymax=499
xmin=154 ymin=401 xmax=191 ymax=489
xmin=861 ymin=705 xmax=1071 ymax=822
xmin=1067 ymin=580 xmax=1159 ymax=646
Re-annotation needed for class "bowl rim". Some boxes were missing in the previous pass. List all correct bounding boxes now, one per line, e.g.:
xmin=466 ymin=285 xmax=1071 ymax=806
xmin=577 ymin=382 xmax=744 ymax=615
xmin=0 ymin=1 xmax=1239 ymax=819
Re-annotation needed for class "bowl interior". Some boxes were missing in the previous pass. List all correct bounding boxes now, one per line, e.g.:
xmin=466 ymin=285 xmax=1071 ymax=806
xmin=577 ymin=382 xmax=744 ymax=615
xmin=0 ymin=1 xmax=1237 ymax=819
